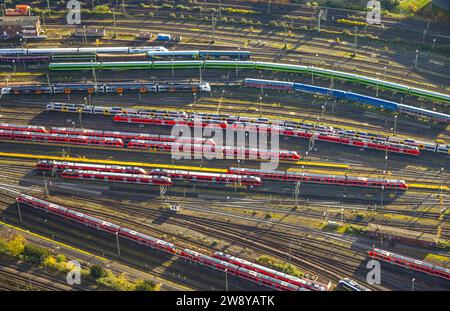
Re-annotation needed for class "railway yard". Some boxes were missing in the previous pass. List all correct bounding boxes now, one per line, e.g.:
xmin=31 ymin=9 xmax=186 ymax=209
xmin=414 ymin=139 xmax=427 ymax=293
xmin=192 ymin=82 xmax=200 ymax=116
xmin=0 ymin=0 xmax=449 ymax=295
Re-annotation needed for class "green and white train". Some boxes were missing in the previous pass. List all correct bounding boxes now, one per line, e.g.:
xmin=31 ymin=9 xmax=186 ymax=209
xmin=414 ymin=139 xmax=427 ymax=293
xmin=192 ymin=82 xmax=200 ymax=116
xmin=48 ymin=60 xmax=450 ymax=103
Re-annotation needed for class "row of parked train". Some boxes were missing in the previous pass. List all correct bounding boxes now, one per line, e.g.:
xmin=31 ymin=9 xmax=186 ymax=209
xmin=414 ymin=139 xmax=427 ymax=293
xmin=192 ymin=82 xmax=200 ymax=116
xmin=0 ymin=123 xmax=300 ymax=161
xmin=112 ymin=113 xmax=422 ymax=156
xmin=0 ymin=82 xmax=211 ymax=95
xmin=45 ymin=60 xmax=450 ymax=103
xmin=0 ymin=46 xmax=169 ymax=56
xmin=35 ymin=160 xmax=408 ymax=190
xmin=243 ymin=79 xmax=450 ymax=124
xmin=0 ymin=47 xmax=250 ymax=62
xmin=16 ymin=194 xmax=330 ymax=291
xmin=46 ymin=102 xmax=447 ymax=156
xmin=37 ymin=160 xmax=263 ymax=187
xmin=46 ymin=102 xmax=450 ymax=155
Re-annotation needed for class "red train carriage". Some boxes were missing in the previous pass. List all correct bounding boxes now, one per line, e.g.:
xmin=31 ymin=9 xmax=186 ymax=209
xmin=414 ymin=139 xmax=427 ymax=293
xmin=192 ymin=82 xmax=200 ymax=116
xmin=0 ymin=129 xmax=13 ymax=139
xmin=227 ymin=167 xmax=408 ymax=190
xmin=36 ymin=160 xmax=147 ymax=175
xmin=113 ymin=114 xmax=228 ymax=128
xmin=16 ymin=194 xmax=176 ymax=255
xmin=16 ymin=194 xmax=68 ymax=217
xmin=150 ymin=169 xmax=262 ymax=186
xmin=60 ymin=169 xmax=173 ymax=186
xmin=368 ymin=248 xmax=450 ymax=281
xmin=65 ymin=209 xmax=121 ymax=234
xmin=119 ymin=227 xmax=176 ymax=253
xmin=181 ymin=249 xmax=302 ymax=291
xmin=8 ymin=131 xmax=124 ymax=147
xmin=213 ymin=251 xmax=330 ymax=291
xmin=50 ymin=127 xmax=215 ymax=145
xmin=0 ymin=123 xmax=47 ymax=133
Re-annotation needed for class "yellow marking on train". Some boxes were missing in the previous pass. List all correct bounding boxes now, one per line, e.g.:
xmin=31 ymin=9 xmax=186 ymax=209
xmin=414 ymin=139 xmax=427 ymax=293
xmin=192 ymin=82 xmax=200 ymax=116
xmin=0 ymin=152 xmax=228 ymax=173
xmin=0 ymin=220 xmax=108 ymax=262
xmin=408 ymin=184 xmax=448 ymax=190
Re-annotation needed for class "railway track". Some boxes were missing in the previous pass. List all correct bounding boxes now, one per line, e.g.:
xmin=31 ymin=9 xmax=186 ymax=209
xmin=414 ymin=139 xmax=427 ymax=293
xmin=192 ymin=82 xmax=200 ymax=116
xmin=42 ymin=17 xmax=449 ymax=92
xmin=0 ymin=164 xmax=446 ymax=290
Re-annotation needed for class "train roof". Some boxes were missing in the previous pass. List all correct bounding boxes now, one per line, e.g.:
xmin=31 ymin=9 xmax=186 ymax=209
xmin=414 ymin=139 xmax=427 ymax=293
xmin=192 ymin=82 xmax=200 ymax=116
xmin=119 ymin=227 xmax=174 ymax=248
xmin=398 ymin=104 xmax=450 ymax=120
xmin=372 ymin=248 xmax=450 ymax=273
xmin=65 ymin=169 xmax=151 ymax=178
xmin=244 ymin=78 xmax=294 ymax=85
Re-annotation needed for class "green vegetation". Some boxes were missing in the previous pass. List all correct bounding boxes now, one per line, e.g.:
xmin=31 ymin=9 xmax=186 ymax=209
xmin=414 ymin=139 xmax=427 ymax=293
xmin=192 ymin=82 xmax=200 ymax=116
xmin=336 ymin=18 xmax=368 ymax=27
xmin=90 ymin=264 xmax=106 ymax=279
xmin=134 ymin=279 xmax=162 ymax=291
xmin=224 ymin=7 xmax=258 ymax=15
xmin=0 ymin=232 xmax=161 ymax=291
xmin=395 ymin=0 xmax=431 ymax=14
xmin=256 ymin=255 xmax=303 ymax=277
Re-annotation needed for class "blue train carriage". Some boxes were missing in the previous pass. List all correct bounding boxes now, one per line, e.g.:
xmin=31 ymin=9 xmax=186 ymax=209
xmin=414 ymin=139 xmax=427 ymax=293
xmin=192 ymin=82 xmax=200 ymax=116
xmin=198 ymin=50 xmax=251 ymax=60
xmin=293 ymin=82 xmax=335 ymax=95
xmin=345 ymin=92 xmax=398 ymax=111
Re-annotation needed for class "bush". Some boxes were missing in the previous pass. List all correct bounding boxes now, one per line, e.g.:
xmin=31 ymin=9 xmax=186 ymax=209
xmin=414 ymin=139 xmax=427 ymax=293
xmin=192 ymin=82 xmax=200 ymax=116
xmin=1 ymin=235 xmax=26 ymax=256
xmin=90 ymin=264 xmax=106 ymax=279
xmin=336 ymin=18 xmax=368 ymax=27
xmin=94 ymin=5 xmax=110 ymax=12
xmin=169 ymin=13 xmax=177 ymax=18
xmin=97 ymin=271 xmax=134 ymax=291
xmin=56 ymin=254 xmax=66 ymax=263
xmin=23 ymin=244 xmax=51 ymax=263
xmin=268 ymin=21 xmax=278 ymax=27
xmin=134 ymin=279 xmax=157 ymax=291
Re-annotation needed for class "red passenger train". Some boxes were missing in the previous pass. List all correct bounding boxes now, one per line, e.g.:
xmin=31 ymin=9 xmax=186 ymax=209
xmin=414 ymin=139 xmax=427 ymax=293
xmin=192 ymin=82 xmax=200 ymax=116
xmin=36 ymin=160 xmax=147 ymax=175
xmin=0 ymin=130 xmax=124 ymax=147
xmin=181 ymin=249 xmax=305 ymax=291
xmin=228 ymin=167 xmax=408 ymax=190
xmin=150 ymin=168 xmax=262 ymax=186
xmin=60 ymin=169 xmax=173 ymax=186
xmin=16 ymin=194 xmax=176 ymax=253
xmin=113 ymin=114 xmax=228 ymax=129
xmin=368 ymin=248 xmax=450 ymax=281
xmin=213 ymin=251 xmax=330 ymax=291
xmin=16 ymin=194 xmax=324 ymax=291
xmin=128 ymin=140 xmax=301 ymax=161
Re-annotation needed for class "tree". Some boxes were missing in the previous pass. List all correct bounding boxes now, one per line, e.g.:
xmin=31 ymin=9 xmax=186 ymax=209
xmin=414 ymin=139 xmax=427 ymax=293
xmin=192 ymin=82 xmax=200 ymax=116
xmin=5 ymin=235 xmax=26 ymax=256
xmin=23 ymin=244 xmax=50 ymax=263
xmin=90 ymin=264 xmax=105 ymax=279
xmin=134 ymin=279 xmax=156 ymax=291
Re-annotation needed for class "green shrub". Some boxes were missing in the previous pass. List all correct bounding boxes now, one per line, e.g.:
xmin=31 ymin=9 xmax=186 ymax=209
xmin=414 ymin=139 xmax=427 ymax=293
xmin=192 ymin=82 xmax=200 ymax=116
xmin=23 ymin=244 xmax=51 ymax=263
xmin=90 ymin=264 xmax=106 ymax=279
